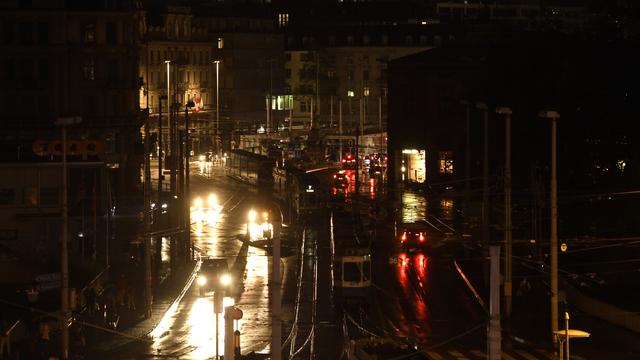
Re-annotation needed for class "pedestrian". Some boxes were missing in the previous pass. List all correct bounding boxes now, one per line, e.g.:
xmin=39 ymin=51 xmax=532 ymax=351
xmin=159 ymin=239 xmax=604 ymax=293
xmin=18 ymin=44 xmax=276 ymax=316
xmin=126 ymin=284 xmax=136 ymax=311
xmin=116 ymin=275 xmax=127 ymax=307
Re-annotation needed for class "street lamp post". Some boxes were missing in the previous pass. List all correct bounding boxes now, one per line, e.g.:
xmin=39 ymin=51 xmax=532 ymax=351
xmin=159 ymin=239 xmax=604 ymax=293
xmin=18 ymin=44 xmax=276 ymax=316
xmin=476 ymin=102 xmax=490 ymax=279
xmin=496 ymin=107 xmax=513 ymax=318
xmin=212 ymin=60 xmax=222 ymax=156
xmin=55 ymin=116 xmax=82 ymax=360
xmin=185 ymin=100 xmax=195 ymax=261
xmin=539 ymin=110 xmax=560 ymax=345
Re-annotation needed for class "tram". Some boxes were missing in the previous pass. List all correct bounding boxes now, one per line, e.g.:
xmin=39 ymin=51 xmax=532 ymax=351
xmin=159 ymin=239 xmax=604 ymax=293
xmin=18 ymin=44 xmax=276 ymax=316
xmin=331 ymin=209 xmax=372 ymax=302
xmin=291 ymin=171 xmax=325 ymax=216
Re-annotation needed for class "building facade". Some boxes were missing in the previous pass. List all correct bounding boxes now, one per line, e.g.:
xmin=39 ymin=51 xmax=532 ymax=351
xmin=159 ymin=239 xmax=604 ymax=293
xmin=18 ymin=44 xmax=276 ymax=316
xmin=0 ymin=0 xmax=143 ymax=270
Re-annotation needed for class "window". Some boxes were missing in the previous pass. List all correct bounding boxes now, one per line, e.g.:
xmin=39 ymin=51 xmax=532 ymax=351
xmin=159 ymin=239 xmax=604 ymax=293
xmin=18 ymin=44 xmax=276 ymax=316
xmin=0 ymin=189 xmax=15 ymax=205
xmin=217 ymin=37 xmax=224 ymax=49
xmin=419 ymin=35 xmax=428 ymax=45
xmin=439 ymin=151 xmax=454 ymax=174
xmin=285 ymin=53 xmax=291 ymax=62
xmin=347 ymin=90 xmax=355 ymax=97
xmin=108 ymin=59 xmax=118 ymax=81
xmin=2 ymin=23 xmax=13 ymax=44
xmin=4 ymin=59 xmax=15 ymax=80
xmin=82 ymin=23 xmax=95 ymax=43
xmin=405 ymin=35 xmax=413 ymax=46
xmin=363 ymin=69 xmax=369 ymax=81
xmin=38 ymin=59 xmax=48 ymax=81
xmin=347 ymin=35 xmax=354 ymax=45
xmin=83 ymin=59 xmax=95 ymax=80
xmin=106 ymin=22 xmax=117 ymax=44
xmin=23 ymin=187 xmax=38 ymax=206
xmin=38 ymin=95 xmax=49 ymax=115
xmin=20 ymin=59 xmax=33 ymax=81
xmin=285 ymin=68 xmax=291 ymax=79
xmin=278 ymin=13 xmax=289 ymax=28
xmin=363 ymin=87 xmax=370 ymax=97
xmin=362 ymin=35 xmax=369 ymax=45
xmin=381 ymin=35 xmax=389 ymax=45
xmin=37 ymin=22 xmax=49 ymax=44
xmin=300 ymin=99 xmax=309 ymax=112
xmin=39 ymin=187 xmax=58 ymax=206
xmin=434 ymin=35 xmax=442 ymax=46
xmin=19 ymin=22 xmax=33 ymax=44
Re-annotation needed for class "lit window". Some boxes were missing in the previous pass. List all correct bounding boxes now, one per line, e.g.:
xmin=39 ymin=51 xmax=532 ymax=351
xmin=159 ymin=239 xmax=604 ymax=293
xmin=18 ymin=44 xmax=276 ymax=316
xmin=363 ymin=87 xmax=370 ymax=97
xmin=82 ymin=59 xmax=95 ymax=80
xmin=439 ymin=151 xmax=454 ymax=174
xmin=81 ymin=23 xmax=95 ymax=43
xmin=347 ymin=90 xmax=355 ymax=97
xmin=278 ymin=13 xmax=289 ymax=28
xmin=217 ymin=37 xmax=224 ymax=49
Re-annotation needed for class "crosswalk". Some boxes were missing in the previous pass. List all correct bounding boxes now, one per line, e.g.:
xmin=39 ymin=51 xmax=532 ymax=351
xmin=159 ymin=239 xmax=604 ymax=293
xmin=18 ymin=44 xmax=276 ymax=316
xmin=422 ymin=347 xmax=587 ymax=360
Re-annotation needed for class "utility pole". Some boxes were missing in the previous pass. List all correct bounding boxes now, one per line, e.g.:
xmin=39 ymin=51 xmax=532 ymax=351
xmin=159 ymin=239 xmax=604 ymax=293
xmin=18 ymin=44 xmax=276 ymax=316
xmin=144 ymin=112 xmax=153 ymax=319
xmin=271 ymin=219 xmax=282 ymax=360
xmin=158 ymin=97 xmax=164 ymax=195
xmin=185 ymin=101 xmax=194 ymax=262
xmin=539 ymin=110 xmax=560 ymax=344
xmin=488 ymin=245 xmax=502 ymax=360
xmin=460 ymin=100 xmax=471 ymax=212
xmin=476 ymin=102 xmax=490 ymax=277
xmin=55 ymin=116 xmax=82 ymax=360
xmin=497 ymin=107 xmax=513 ymax=318
xmin=339 ymin=100 xmax=343 ymax=161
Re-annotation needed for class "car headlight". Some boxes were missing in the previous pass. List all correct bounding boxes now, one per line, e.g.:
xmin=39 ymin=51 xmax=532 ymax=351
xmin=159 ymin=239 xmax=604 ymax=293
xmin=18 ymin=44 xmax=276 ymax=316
xmin=219 ymin=273 xmax=232 ymax=287
xmin=197 ymin=275 xmax=207 ymax=286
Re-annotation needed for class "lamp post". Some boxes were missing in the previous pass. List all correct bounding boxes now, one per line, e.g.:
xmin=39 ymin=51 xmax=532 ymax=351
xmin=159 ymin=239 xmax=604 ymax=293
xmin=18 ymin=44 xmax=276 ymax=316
xmin=460 ymin=100 xmax=471 ymax=212
xmin=55 ymin=116 xmax=82 ymax=360
xmin=476 ymin=102 xmax=490 ymax=276
xmin=496 ymin=107 xmax=513 ymax=319
xmin=212 ymin=60 xmax=222 ymax=156
xmin=539 ymin=110 xmax=560 ymax=345
xmin=185 ymin=100 xmax=194 ymax=261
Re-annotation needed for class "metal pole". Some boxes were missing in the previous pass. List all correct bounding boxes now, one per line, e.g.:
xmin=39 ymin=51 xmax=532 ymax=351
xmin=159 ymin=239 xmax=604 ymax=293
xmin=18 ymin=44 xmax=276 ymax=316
xmin=462 ymin=101 xmax=470 ymax=211
xmin=330 ymin=96 xmax=334 ymax=129
xmin=339 ymin=100 xmax=343 ymax=161
xmin=378 ymin=96 xmax=382 ymax=155
xmin=158 ymin=98 xmax=164 ymax=195
xmin=271 ymin=220 xmax=282 ymax=360
xmin=565 ymin=312 xmax=570 ymax=360
xmin=216 ymin=312 xmax=219 ymax=359
xmin=551 ymin=115 xmax=559 ymax=343
xmin=185 ymin=105 xmax=191 ymax=262
xmin=216 ymin=61 xmax=220 ymax=155
xmin=477 ymin=103 xmax=490 ymax=273
xmin=488 ymin=245 xmax=501 ymax=360
xmin=497 ymin=107 xmax=513 ymax=318
xmin=144 ymin=114 xmax=153 ymax=319
xmin=61 ymin=125 xmax=70 ymax=360
xmin=171 ymin=63 xmax=178 ymax=196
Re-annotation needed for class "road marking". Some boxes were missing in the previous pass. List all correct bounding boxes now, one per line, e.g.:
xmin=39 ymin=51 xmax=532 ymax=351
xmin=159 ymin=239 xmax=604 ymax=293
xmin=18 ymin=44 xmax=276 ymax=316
xmin=516 ymin=349 xmax=540 ymax=360
xmin=448 ymin=350 xmax=470 ymax=359
xmin=424 ymin=351 xmax=445 ymax=360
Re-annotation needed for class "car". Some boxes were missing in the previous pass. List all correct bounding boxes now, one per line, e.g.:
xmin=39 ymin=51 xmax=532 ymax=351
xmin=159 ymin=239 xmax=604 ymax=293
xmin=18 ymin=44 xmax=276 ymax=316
xmin=341 ymin=154 xmax=357 ymax=169
xmin=398 ymin=221 xmax=430 ymax=253
xmin=197 ymin=257 xmax=232 ymax=296
xmin=332 ymin=170 xmax=349 ymax=187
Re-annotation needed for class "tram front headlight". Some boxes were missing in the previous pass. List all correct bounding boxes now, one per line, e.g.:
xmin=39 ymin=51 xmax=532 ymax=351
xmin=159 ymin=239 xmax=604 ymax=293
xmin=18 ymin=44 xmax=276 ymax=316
xmin=197 ymin=275 xmax=207 ymax=286
xmin=220 ymin=273 xmax=232 ymax=287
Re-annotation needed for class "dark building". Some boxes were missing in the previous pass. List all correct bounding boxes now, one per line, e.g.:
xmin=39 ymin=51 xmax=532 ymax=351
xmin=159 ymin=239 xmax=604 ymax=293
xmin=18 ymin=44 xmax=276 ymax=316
xmin=388 ymin=34 xmax=640 ymax=233
xmin=0 ymin=0 xmax=144 ymax=272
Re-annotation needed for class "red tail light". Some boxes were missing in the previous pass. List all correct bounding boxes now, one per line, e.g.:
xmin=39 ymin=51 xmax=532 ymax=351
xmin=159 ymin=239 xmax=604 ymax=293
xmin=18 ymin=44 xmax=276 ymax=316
xmin=333 ymin=174 xmax=337 ymax=179
xmin=401 ymin=232 xmax=407 ymax=242
xmin=419 ymin=233 xmax=425 ymax=242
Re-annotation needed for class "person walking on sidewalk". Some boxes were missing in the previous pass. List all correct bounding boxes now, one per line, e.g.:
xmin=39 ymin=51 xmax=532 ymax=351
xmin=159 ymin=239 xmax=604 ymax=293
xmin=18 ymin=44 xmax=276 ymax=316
xmin=0 ymin=317 xmax=10 ymax=359
xmin=126 ymin=284 xmax=136 ymax=311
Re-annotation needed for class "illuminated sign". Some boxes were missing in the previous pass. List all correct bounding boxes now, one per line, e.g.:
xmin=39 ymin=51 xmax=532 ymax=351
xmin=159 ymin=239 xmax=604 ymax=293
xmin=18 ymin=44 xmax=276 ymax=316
xmin=32 ymin=139 xmax=104 ymax=160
